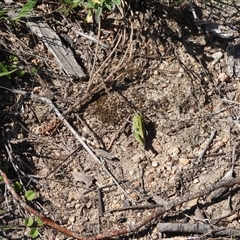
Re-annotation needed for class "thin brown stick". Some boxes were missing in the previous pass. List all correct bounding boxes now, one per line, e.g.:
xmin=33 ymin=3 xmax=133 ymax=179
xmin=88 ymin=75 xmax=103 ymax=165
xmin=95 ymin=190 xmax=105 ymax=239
xmin=157 ymin=222 xmax=240 ymax=237
xmin=88 ymin=20 xmax=102 ymax=91
xmin=197 ymin=130 xmax=217 ymax=162
xmin=2 ymin=169 xmax=240 ymax=239
xmin=62 ymin=28 xmax=124 ymax=116
xmin=0 ymin=86 xmax=132 ymax=200
xmin=0 ymin=169 xmax=84 ymax=239
xmin=63 ymin=20 xmax=134 ymax=116
xmin=106 ymin=116 xmax=130 ymax=151
xmin=89 ymin=177 xmax=240 ymax=239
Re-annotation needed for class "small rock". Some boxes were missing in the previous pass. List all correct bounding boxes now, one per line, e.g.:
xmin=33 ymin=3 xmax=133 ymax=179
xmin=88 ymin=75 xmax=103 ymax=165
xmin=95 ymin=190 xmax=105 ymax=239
xmin=151 ymin=181 xmax=158 ymax=188
xmin=166 ymin=161 xmax=173 ymax=171
xmin=179 ymin=158 xmax=190 ymax=165
xmin=186 ymin=198 xmax=198 ymax=207
xmin=130 ymin=192 xmax=139 ymax=200
xmin=132 ymin=180 xmax=141 ymax=188
xmin=212 ymin=51 xmax=223 ymax=61
xmin=151 ymin=227 xmax=160 ymax=240
xmin=86 ymin=201 xmax=92 ymax=209
xmin=122 ymin=200 xmax=131 ymax=207
xmin=149 ymin=167 xmax=156 ymax=173
xmin=75 ymin=203 xmax=81 ymax=209
xmin=211 ymin=51 xmax=223 ymax=67
xmin=171 ymin=167 xmax=177 ymax=175
xmin=193 ymin=178 xmax=199 ymax=184
xmin=176 ymin=72 xmax=183 ymax=78
xmin=222 ymin=137 xmax=229 ymax=143
xmin=68 ymin=215 xmax=75 ymax=224
xmin=132 ymin=153 xmax=143 ymax=163
xmin=218 ymin=72 xmax=229 ymax=82
xmin=146 ymin=174 xmax=154 ymax=183
xmin=161 ymin=83 xmax=168 ymax=89
xmin=168 ymin=146 xmax=180 ymax=157
xmin=128 ymin=169 xmax=135 ymax=176
xmin=151 ymin=160 xmax=159 ymax=168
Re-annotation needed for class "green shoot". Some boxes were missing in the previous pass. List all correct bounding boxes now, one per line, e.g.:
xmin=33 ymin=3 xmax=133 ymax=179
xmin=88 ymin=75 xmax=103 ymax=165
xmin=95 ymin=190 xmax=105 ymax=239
xmin=25 ymin=190 xmax=36 ymax=201
xmin=24 ymin=217 xmax=41 ymax=238
xmin=0 ymin=64 xmax=18 ymax=78
xmin=25 ymin=217 xmax=34 ymax=227
xmin=13 ymin=0 xmax=38 ymax=21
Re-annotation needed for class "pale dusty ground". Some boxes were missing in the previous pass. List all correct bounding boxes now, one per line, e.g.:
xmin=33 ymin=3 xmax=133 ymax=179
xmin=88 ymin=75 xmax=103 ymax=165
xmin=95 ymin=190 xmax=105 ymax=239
xmin=1 ymin=1 xmax=240 ymax=239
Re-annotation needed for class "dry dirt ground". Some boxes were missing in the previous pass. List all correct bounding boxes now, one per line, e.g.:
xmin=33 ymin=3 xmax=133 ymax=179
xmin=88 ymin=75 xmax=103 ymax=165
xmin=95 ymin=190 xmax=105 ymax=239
xmin=1 ymin=0 xmax=240 ymax=239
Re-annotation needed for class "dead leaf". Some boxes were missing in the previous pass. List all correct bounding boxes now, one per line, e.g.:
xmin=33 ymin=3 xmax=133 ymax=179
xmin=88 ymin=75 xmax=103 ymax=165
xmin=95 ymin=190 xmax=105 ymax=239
xmin=72 ymin=170 xmax=94 ymax=188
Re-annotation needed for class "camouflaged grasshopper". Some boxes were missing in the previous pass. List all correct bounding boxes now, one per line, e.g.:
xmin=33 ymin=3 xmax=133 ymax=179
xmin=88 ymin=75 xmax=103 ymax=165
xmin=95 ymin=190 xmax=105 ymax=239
xmin=133 ymin=113 xmax=145 ymax=145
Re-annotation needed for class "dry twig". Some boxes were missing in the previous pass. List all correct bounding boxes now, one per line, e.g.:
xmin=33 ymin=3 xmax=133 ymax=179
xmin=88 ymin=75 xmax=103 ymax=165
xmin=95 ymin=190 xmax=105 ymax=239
xmin=0 ymin=169 xmax=83 ymax=239
xmin=0 ymin=86 xmax=132 ymax=200
xmin=1 ymin=166 xmax=240 ymax=239
xmin=157 ymin=222 xmax=240 ymax=237
xmin=197 ymin=130 xmax=217 ymax=162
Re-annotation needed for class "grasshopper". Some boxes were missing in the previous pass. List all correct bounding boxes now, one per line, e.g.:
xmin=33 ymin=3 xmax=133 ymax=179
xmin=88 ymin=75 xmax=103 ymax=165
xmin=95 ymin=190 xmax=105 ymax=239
xmin=133 ymin=113 xmax=145 ymax=145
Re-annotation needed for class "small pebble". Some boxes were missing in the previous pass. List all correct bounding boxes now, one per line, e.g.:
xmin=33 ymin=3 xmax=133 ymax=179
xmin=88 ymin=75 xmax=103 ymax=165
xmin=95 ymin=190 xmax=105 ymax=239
xmin=171 ymin=167 xmax=177 ymax=175
xmin=212 ymin=51 xmax=223 ymax=61
xmin=218 ymin=72 xmax=229 ymax=82
xmin=75 ymin=203 xmax=81 ymax=209
xmin=179 ymin=158 xmax=190 ymax=165
xmin=161 ymin=83 xmax=168 ymax=89
xmin=68 ymin=215 xmax=75 ymax=224
xmin=123 ymin=200 xmax=131 ymax=207
xmin=168 ymin=146 xmax=180 ymax=157
xmin=146 ymin=174 xmax=154 ymax=183
xmin=128 ymin=169 xmax=135 ymax=176
xmin=186 ymin=198 xmax=198 ymax=207
xmin=193 ymin=178 xmax=199 ymax=184
xmin=151 ymin=160 xmax=159 ymax=168
xmin=151 ymin=181 xmax=157 ymax=188
xmin=86 ymin=202 xmax=92 ymax=209
xmin=132 ymin=153 xmax=143 ymax=163
xmin=130 ymin=192 xmax=139 ymax=200
xmin=149 ymin=167 xmax=156 ymax=173
xmin=211 ymin=51 xmax=223 ymax=66
xmin=132 ymin=180 xmax=141 ymax=188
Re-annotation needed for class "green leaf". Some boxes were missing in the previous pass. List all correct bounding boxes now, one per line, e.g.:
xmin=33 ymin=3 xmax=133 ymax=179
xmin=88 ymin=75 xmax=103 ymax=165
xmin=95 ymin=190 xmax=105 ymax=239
xmin=113 ymin=0 xmax=121 ymax=5
xmin=82 ymin=1 xmax=95 ymax=9
xmin=0 ymin=63 xmax=18 ymax=78
xmin=25 ymin=217 xmax=34 ymax=227
xmin=13 ymin=181 xmax=22 ymax=192
xmin=25 ymin=190 xmax=36 ymax=201
xmin=0 ymin=209 xmax=6 ymax=214
xmin=94 ymin=7 xmax=102 ymax=22
xmin=0 ymin=62 xmax=10 ymax=72
xmin=73 ymin=0 xmax=83 ymax=3
xmin=73 ymin=0 xmax=83 ymax=7
xmin=14 ymin=0 xmax=37 ymax=20
xmin=0 ymin=225 xmax=14 ymax=231
xmin=133 ymin=114 xmax=145 ymax=145
xmin=0 ymin=176 xmax=3 ymax=182
xmin=9 ymin=55 xmax=19 ymax=62
xmin=29 ymin=228 xmax=39 ymax=238
xmin=62 ymin=0 xmax=72 ymax=4
xmin=30 ymin=67 xmax=37 ymax=74
xmin=104 ymin=2 xmax=112 ymax=10
xmin=9 ymin=64 xmax=17 ymax=70
xmin=36 ymin=217 xmax=43 ymax=227
xmin=18 ymin=69 xmax=26 ymax=77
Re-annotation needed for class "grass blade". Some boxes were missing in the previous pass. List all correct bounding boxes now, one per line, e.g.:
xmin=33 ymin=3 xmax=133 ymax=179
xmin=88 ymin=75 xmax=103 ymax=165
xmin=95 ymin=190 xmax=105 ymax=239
xmin=14 ymin=0 xmax=37 ymax=20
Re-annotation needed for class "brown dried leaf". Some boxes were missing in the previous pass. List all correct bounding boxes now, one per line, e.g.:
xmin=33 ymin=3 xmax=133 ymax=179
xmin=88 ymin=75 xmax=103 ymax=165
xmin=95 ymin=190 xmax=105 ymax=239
xmin=72 ymin=170 xmax=94 ymax=187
